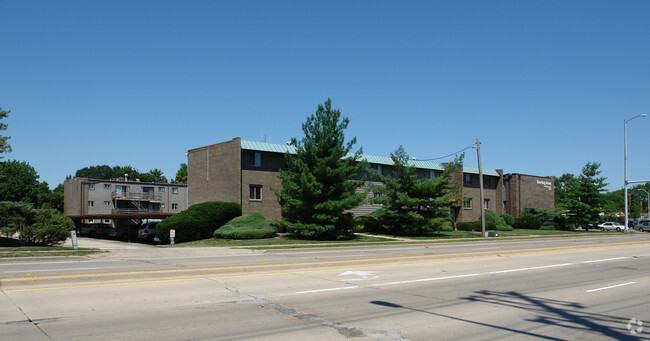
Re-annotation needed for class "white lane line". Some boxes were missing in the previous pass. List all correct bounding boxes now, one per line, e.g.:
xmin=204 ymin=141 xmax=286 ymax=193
xmin=582 ymin=257 xmax=628 ymax=263
xmin=295 ymin=286 xmax=358 ymax=294
xmin=488 ymin=263 xmax=573 ymax=274
xmin=586 ymin=282 xmax=636 ymax=293
xmin=3 ymin=267 xmax=101 ymax=273
xmin=374 ymin=274 xmax=481 ymax=287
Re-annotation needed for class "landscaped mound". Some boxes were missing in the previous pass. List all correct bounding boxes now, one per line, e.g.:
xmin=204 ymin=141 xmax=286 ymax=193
xmin=214 ymin=212 xmax=277 ymax=239
xmin=157 ymin=201 xmax=241 ymax=243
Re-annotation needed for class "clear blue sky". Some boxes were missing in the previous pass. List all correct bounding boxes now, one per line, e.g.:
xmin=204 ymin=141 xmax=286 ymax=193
xmin=1 ymin=0 xmax=649 ymax=191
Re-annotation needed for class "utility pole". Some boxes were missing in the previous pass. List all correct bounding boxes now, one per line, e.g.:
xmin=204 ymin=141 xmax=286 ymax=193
xmin=477 ymin=138 xmax=486 ymax=237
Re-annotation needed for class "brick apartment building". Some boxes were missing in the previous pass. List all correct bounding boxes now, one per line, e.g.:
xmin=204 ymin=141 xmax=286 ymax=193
xmin=187 ymin=138 xmax=549 ymax=223
xmin=502 ymin=173 xmax=555 ymax=218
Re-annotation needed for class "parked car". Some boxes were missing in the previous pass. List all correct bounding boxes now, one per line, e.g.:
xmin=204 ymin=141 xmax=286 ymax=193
xmin=107 ymin=226 xmax=129 ymax=239
xmin=78 ymin=224 xmax=111 ymax=237
xmin=598 ymin=222 xmax=625 ymax=231
xmin=633 ymin=221 xmax=650 ymax=232
xmin=138 ymin=221 xmax=159 ymax=240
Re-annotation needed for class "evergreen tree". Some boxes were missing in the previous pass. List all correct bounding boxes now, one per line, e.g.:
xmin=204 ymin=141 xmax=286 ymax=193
xmin=563 ymin=162 xmax=607 ymax=228
xmin=371 ymin=145 xmax=462 ymax=235
xmin=276 ymin=99 xmax=366 ymax=240
xmin=0 ymin=107 xmax=11 ymax=158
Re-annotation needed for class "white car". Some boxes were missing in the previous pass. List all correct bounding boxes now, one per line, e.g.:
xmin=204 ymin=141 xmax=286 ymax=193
xmin=138 ymin=221 xmax=159 ymax=240
xmin=598 ymin=222 xmax=624 ymax=231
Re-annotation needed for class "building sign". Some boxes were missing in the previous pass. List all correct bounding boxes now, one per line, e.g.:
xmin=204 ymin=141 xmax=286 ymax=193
xmin=537 ymin=180 xmax=552 ymax=191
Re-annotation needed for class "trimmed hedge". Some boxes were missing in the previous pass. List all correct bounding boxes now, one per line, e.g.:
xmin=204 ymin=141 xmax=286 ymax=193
xmin=214 ymin=212 xmax=277 ymax=239
xmin=157 ymin=201 xmax=242 ymax=243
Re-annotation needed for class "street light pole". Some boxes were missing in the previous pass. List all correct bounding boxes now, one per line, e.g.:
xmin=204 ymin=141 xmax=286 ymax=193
xmin=624 ymin=114 xmax=646 ymax=232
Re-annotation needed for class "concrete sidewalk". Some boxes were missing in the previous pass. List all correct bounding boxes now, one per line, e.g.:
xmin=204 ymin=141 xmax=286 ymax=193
xmin=62 ymin=237 xmax=256 ymax=260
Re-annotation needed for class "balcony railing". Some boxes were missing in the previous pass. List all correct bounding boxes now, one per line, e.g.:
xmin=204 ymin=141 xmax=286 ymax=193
xmin=114 ymin=208 xmax=163 ymax=214
xmin=112 ymin=192 xmax=163 ymax=201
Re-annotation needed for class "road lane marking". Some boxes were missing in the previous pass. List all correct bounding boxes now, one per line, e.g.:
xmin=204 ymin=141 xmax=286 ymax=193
xmin=582 ymin=257 xmax=627 ymax=263
xmin=586 ymin=282 xmax=637 ymax=293
xmin=487 ymin=263 xmax=573 ymax=274
xmin=374 ymin=273 xmax=480 ymax=286
xmin=295 ymin=286 xmax=358 ymax=294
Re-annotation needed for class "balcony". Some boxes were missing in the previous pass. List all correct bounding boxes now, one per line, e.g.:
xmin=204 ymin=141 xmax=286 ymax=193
xmin=112 ymin=192 xmax=163 ymax=202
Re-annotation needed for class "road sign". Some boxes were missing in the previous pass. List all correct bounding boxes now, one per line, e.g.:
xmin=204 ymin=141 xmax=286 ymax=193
xmin=70 ymin=230 xmax=78 ymax=250
xmin=170 ymin=229 xmax=175 ymax=245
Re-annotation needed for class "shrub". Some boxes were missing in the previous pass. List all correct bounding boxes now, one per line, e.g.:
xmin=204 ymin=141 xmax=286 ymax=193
xmin=456 ymin=222 xmax=476 ymax=231
xmin=157 ymin=201 xmax=242 ymax=243
xmin=481 ymin=210 xmax=513 ymax=231
xmin=500 ymin=214 xmax=515 ymax=226
xmin=214 ymin=212 xmax=277 ymax=239
xmin=353 ymin=215 xmax=384 ymax=233
xmin=20 ymin=209 xmax=74 ymax=246
xmin=514 ymin=208 xmax=560 ymax=230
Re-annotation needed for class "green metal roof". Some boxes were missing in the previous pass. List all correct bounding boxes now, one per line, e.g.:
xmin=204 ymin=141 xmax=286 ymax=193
xmin=241 ymin=140 xmax=499 ymax=176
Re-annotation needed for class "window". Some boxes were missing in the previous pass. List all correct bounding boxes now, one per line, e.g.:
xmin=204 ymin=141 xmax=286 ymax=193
xmin=249 ymin=185 xmax=262 ymax=200
xmin=159 ymin=187 xmax=165 ymax=192
xmin=88 ymin=184 xmax=95 ymax=190
xmin=172 ymin=187 xmax=178 ymax=194
xmin=464 ymin=174 xmax=472 ymax=186
xmin=484 ymin=199 xmax=490 ymax=210
xmin=463 ymin=198 xmax=472 ymax=209
xmin=161 ymin=203 xmax=165 ymax=209
xmin=104 ymin=201 xmax=111 ymax=206
xmin=87 ymin=219 xmax=94 ymax=224
xmin=171 ymin=203 xmax=178 ymax=210
xmin=484 ymin=176 xmax=490 ymax=187
xmin=249 ymin=152 xmax=262 ymax=167
xmin=88 ymin=201 xmax=94 ymax=207
xmin=104 ymin=184 xmax=111 ymax=189
xmin=103 ymin=219 xmax=111 ymax=224
xmin=424 ymin=170 xmax=437 ymax=179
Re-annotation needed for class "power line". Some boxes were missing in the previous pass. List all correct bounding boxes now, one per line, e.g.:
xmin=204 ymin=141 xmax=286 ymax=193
xmin=418 ymin=143 xmax=477 ymax=161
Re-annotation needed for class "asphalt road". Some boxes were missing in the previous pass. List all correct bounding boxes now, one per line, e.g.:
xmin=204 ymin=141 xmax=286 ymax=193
xmin=2 ymin=234 xmax=649 ymax=277
xmin=2 ymin=234 xmax=650 ymax=340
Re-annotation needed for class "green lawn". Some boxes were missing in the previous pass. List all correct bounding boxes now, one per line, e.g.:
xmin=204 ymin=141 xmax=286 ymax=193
xmin=0 ymin=246 xmax=105 ymax=257
xmin=176 ymin=228 xmax=613 ymax=248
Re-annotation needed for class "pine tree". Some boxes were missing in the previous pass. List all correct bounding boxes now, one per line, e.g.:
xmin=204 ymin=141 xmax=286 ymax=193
xmin=372 ymin=145 xmax=462 ymax=235
xmin=276 ymin=99 xmax=366 ymax=240
xmin=563 ymin=162 xmax=607 ymax=228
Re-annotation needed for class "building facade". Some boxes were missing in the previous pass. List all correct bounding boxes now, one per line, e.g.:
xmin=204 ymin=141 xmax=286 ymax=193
xmin=503 ymin=173 xmax=555 ymax=218
xmin=64 ymin=177 xmax=188 ymax=226
xmin=187 ymin=138 xmax=508 ymax=222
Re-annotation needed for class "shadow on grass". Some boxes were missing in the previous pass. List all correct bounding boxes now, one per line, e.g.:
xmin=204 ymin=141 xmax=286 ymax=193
xmin=371 ymin=290 xmax=644 ymax=340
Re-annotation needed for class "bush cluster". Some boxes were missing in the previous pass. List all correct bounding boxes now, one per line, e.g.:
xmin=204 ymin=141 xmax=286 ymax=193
xmin=0 ymin=202 xmax=73 ymax=246
xmin=157 ymin=201 xmax=241 ymax=243
xmin=514 ymin=208 xmax=568 ymax=230
xmin=214 ymin=212 xmax=277 ymax=239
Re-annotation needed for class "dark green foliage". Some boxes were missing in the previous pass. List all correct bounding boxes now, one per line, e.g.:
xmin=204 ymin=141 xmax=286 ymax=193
xmin=500 ymin=214 xmax=515 ymax=226
xmin=559 ymin=162 xmax=607 ymax=229
xmin=370 ymin=145 xmax=462 ymax=236
xmin=0 ymin=160 xmax=40 ymax=203
xmin=0 ymin=107 xmax=11 ymax=158
xmin=157 ymin=202 xmax=241 ymax=243
xmin=75 ymin=165 xmax=169 ymax=183
xmin=473 ymin=220 xmax=496 ymax=231
xmin=75 ymin=165 xmax=114 ymax=179
xmin=214 ymin=212 xmax=277 ymax=239
xmin=482 ymin=210 xmax=513 ymax=231
xmin=514 ymin=208 xmax=567 ymax=230
xmin=0 ymin=201 xmax=35 ymax=237
xmin=276 ymin=99 xmax=366 ymax=240
xmin=20 ymin=209 xmax=74 ymax=245
xmin=173 ymin=163 xmax=188 ymax=184
xmin=456 ymin=222 xmax=477 ymax=231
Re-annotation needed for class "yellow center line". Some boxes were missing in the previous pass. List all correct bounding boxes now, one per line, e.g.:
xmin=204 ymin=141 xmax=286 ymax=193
xmin=3 ymin=240 xmax=648 ymax=293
